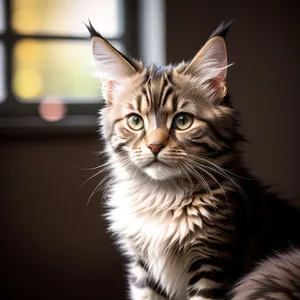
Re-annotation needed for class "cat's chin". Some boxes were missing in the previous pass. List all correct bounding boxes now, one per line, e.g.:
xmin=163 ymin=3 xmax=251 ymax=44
xmin=143 ymin=163 xmax=181 ymax=181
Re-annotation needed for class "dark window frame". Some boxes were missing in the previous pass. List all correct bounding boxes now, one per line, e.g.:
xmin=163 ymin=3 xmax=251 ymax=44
xmin=0 ymin=0 xmax=140 ymax=135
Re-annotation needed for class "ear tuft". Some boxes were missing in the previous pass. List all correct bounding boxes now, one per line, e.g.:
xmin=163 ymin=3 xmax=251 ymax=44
xmin=86 ymin=21 xmax=137 ymax=81
xmin=85 ymin=20 xmax=103 ymax=39
xmin=209 ymin=20 xmax=233 ymax=40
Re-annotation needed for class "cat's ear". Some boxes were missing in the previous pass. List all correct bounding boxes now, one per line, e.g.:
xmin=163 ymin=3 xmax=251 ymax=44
xmin=184 ymin=21 xmax=232 ymax=99
xmin=86 ymin=22 xmax=137 ymax=103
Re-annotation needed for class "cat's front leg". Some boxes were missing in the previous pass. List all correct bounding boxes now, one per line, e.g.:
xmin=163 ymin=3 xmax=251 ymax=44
xmin=128 ymin=260 xmax=168 ymax=300
xmin=186 ymin=259 xmax=226 ymax=300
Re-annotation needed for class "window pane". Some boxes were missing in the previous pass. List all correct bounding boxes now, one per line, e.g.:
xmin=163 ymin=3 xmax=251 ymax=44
xmin=0 ymin=0 xmax=4 ymax=33
xmin=0 ymin=42 xmax=5 ymax=103
xmin=13 ymin=39 xmax=103 ymax=103
xmin=12 ymin=0 xmax=123 ymax=37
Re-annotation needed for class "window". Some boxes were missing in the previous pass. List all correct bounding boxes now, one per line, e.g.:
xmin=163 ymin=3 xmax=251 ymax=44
xmin=0 ymin=0 xmax=136 ymax=132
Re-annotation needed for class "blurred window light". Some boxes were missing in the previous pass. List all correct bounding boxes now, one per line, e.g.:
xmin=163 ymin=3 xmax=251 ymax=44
xmin=0 ymin=0 xmax=4 ymax=33
xmin=0 ymin=42 xmax=5 ymax=103
xmin=0 ymin=0 xmax=134 ymax=128
xmin=12 ymin=0 xmax=123 ymax=37
xmin=13 ymin=39 xmax=123 ymax=103
xmin=9 ymin=0 xmax=125 ymax=106
xmin=13 ymin=39 xmax=103 ymax=102
xmin=38 ymin=97 xmax=67 ymax=122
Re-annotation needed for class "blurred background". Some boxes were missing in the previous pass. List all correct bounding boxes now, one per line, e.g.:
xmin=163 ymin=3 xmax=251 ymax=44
xmin=0 ymin=0 xmax=299 ymax=299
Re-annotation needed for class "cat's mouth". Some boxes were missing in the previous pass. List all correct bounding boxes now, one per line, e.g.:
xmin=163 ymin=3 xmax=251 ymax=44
xmin=143 ymin=158 xmax=170 ymax=168
xmin=142 ymin=158 xmax=181 ymax=180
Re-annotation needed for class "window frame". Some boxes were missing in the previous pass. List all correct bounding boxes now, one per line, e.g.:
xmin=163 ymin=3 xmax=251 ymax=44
xmin=0 ymin=0 xmax=140 ymax=135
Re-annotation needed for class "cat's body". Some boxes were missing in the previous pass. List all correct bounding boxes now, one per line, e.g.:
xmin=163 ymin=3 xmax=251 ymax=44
xmin=87 ymin=21 xmax=300 ymax=299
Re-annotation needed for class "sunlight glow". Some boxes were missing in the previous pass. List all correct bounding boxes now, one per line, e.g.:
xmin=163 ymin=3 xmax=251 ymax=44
xmin=14 ymin=69 xmax=43 ymax=99
xmin=12 ymin=0 xmax=122 ymax=37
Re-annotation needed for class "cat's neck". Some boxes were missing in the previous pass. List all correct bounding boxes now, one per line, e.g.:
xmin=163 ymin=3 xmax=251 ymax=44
xmin=109 ymin=162 xmax=240 ymax=214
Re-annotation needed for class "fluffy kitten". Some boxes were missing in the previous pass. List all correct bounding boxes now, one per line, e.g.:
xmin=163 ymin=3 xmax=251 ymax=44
xmin=87 ymin=21 xmax=300 ymax=300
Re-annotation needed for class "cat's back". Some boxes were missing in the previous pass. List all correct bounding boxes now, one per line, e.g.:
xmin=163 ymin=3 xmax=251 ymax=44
xmin=232 ymin=248 xmax=300 ymax=299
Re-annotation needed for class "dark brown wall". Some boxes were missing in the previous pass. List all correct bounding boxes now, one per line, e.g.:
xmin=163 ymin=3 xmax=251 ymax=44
xmin=1 ymin=1 xmax=300 ymax=299
xmin=1 ymin=135 xmax=125 ymax=299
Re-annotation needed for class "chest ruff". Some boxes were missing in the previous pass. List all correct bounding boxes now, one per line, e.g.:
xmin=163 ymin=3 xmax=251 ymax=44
xmin=106 ymin=178 xmax=238 ymax=298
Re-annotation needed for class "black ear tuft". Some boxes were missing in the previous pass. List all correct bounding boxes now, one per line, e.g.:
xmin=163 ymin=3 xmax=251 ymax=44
xmin=85 ymin=20 xmax=140 ymax=73
xmin=85 ymin=20 xmax=104 ymax=39
xmin=209 ymin=20 xmax=233 ymax=40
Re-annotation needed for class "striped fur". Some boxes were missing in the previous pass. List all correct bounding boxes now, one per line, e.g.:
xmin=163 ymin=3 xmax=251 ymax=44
xmin=87 ymin=21 xmax=300 ymax=300
xmin=231 ymin=248 xmax=300 ymax=300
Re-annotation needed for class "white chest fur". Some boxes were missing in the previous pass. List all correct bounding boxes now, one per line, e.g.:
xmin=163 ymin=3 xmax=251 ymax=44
xmin=107 ymin=177 xmax=192 ymax=298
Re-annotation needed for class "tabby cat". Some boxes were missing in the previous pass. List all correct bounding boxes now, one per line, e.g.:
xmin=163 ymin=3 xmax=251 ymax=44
xmin=86 ymin=21 xmax=300 ymax=300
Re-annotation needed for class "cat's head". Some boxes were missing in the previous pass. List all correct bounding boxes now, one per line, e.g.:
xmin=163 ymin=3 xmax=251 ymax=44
xmin=88 ymin=21 xmax=238 ymax=181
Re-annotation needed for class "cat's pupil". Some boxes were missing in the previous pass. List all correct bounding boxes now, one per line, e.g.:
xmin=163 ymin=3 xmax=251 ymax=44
xmin=173 ymin=113 xmax=192 ymax=130
xmin=132 ymin=116 xmax=139 ymax=125
xmin=178 ymin=115 xmax=187 ymax=125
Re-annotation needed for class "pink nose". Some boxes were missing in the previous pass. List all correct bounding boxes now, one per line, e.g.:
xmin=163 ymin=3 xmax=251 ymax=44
xmin=147 ymin=144 xmax=165 ymax=155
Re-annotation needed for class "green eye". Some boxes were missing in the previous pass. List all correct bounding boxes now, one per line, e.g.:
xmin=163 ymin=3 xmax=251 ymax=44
xmin=127 ymin=114 xmax=144 ymax=131
xmin=173 ymin=113 xmax=193 ymax=130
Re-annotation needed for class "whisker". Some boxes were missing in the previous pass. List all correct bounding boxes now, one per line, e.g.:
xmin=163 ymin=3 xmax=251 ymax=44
xmin=78 ymin=163 xmax=115 ymax=191
xmin=87 ymin=172 xmax=114 ymax=206
xmin=86 ymin=156 xmax=134 ymax=205
xmin=194 ymin=155 xmax=251 ymax=181
xmin=74 ymin=161 xmax=111 ymax=171
xmin=186 ymin=159 xmax=234 ymax=228
xmin=181 ymin=161 xmax=212 ymax=197
xmin=177 ymin=161 xmax=194 ymax=188
xmin=184 ymin=154 xmax=251 ymax=217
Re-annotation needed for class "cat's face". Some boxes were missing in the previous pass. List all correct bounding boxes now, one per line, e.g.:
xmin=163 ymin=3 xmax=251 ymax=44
xmin=89 ymin=22 xmax=236 ymax=181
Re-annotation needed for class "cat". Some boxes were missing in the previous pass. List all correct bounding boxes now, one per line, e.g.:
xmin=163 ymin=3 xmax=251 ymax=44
xmin=86 ymin=21 xmax=300 ymax=300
